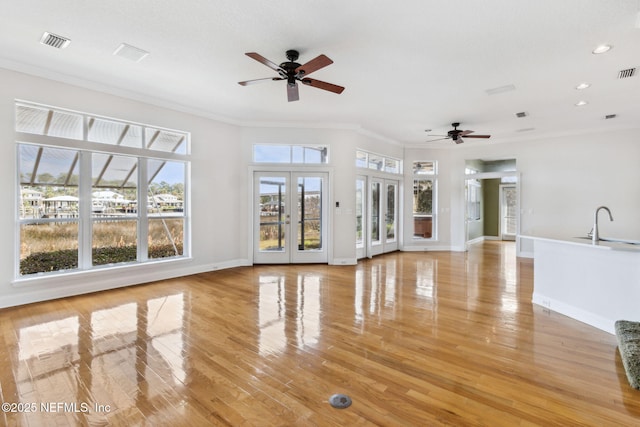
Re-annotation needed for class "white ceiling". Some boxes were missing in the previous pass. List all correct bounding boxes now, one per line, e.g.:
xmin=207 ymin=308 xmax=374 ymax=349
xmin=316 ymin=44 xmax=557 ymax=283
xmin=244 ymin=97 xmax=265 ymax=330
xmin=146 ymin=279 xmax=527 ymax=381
xmin=1 ymin=0 xmax=639 ymax=147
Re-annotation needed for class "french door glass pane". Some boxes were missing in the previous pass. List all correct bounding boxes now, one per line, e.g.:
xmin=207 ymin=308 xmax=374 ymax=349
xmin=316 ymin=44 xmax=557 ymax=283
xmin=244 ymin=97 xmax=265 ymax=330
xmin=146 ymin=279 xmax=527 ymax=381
xmin=259 ymin=177 xmax=286 ymax=251
xmin=503 ymin=187 xmax=517 ymax=235
xmin=356 ymin=179 xmax=364 ymax=246
xmin=297 ymin=177 xmax=322 ymax=251
xmin=386 ymin=184 xmax=396 ymax=240
xmin=371 ymin=182 xmax=380 ymax=242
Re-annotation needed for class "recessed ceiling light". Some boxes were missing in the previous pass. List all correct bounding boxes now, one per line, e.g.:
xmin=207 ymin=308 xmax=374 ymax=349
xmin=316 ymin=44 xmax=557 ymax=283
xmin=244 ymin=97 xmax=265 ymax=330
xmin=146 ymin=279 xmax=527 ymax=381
xmin=485 ymin=84 xmax=516 ymax=96
xmin=592 ymin=44 xmax=612 ymax=54
xmin=575 ymin=82 xmax=591 ymax=90
xmin=575 ymin=100 xmax=589 ymax=107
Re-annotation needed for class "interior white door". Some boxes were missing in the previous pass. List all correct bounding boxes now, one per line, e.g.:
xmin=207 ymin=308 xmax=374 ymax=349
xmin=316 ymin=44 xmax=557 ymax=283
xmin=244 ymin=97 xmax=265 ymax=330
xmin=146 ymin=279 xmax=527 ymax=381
xmin=254 ymin=171 xmax=328 ymax=264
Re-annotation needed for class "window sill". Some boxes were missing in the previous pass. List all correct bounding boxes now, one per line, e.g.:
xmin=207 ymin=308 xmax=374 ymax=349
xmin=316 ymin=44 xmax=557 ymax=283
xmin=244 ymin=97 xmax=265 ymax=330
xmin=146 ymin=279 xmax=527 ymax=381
xmin=12 ymin=256 xmax=192 ymax=288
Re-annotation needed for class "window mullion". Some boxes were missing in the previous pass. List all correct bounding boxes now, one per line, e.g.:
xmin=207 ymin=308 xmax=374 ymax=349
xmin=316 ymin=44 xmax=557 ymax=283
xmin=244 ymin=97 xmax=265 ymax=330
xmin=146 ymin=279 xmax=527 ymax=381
xmin=79 ymin=151 xmax=92 ymax=269
xmin=138 ymin=158 xmax=149 ymax=262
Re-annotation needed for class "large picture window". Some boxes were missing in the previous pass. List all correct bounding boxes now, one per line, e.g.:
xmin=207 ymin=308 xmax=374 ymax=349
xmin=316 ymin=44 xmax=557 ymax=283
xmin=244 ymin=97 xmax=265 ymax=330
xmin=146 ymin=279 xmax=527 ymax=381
xmin=16 ymin=101 xmax=190 ymax=278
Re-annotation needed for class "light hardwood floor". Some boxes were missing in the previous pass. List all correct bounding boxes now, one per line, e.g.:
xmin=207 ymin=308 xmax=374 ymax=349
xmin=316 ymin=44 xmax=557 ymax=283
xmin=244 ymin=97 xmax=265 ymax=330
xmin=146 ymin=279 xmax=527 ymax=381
xmin=1 ymin=241 xmax=638 ymax=426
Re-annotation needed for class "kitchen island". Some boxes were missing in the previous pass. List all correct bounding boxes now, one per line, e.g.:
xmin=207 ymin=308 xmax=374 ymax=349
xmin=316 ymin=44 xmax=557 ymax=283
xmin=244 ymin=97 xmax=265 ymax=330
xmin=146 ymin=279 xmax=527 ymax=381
xmin=523 ymin=235 xmax=640 ymax=334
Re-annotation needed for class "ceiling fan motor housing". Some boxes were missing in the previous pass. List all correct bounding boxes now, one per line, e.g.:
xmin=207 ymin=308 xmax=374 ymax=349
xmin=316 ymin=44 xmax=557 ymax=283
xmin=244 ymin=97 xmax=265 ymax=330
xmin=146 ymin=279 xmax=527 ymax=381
xmin=280 ymin=51 xmax=302 ymax=86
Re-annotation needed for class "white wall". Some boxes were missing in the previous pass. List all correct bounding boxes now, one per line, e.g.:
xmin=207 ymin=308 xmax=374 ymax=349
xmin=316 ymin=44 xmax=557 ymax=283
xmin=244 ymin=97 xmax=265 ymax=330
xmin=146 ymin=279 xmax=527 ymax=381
xmin=403 ymin=129 xmax=640 ymax=255
xmin=1 ymin=67 xmax=245 ymax=308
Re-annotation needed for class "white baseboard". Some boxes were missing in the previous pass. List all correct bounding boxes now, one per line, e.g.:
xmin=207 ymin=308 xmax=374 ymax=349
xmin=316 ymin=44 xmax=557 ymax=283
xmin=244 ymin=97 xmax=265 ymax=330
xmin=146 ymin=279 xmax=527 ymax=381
xmin=532 ymin=293 xmax=615 ymax=334
xmin=330 ymin=258 xmax=358 ymax=265
xmin=466 ymin=236 xmax=485 ymax=246
xmin=401 ymin=245 xmax=457 ymax=252
xmin=3 ymin=258 xmax=251 ymax=310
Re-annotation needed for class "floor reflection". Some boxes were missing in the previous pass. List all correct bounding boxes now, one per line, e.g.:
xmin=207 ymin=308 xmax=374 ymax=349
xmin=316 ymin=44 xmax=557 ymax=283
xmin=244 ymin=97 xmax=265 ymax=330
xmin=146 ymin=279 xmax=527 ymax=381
xmin=10 ymin=292 xmax=186 ymax=425
xmin=257 ymin=272 xmax=322 ymax=356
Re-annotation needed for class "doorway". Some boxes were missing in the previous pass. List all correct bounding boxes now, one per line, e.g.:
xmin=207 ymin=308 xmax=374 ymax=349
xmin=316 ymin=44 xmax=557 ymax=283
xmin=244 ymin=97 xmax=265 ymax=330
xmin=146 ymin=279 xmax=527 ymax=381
xmin=499 ymin=184 xmax=517 ymax=241
xmin=464 ymin=167 xmax=519 ymax=252
xmin=253 ymin=171 xmax=328 ymax=263
xmin=356 ymin=176 xmax=398 ymax=259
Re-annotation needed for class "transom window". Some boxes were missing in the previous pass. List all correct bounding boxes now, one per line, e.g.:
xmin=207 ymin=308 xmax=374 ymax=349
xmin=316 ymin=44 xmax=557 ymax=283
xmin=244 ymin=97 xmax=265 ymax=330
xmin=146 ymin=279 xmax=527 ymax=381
xmin=253 ymin=144 xmax=328 ymax=164
xmin=16 ymin=101 xmax=190 ymax=278
xmin=356 ymin=150 xmax=401 ymax=174
xmin=16 ymin=103 xmax=188 ymax=154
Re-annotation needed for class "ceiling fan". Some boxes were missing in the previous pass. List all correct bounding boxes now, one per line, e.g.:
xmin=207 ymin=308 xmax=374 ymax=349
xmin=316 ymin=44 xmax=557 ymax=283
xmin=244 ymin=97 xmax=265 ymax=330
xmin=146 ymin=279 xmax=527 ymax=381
xmin=238 ymin=49 xmax=345 ymax=102
xmin=426 ymin=122 xmax=491 ymax=144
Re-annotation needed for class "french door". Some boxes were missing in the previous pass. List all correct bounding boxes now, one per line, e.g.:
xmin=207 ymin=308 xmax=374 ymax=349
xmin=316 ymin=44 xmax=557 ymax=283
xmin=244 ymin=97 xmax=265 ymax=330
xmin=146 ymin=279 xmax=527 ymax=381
xmin=357 ymin=176 xmax=398 ymax=258
xmin=254 ymin=171 xmax=328 ymax=263
xmin=500 ymin=184 xmax=517 ymax=241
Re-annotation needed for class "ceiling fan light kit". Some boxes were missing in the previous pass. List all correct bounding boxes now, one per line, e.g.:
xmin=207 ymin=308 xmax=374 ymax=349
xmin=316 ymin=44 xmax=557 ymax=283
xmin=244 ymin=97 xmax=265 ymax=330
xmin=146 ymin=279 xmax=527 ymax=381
xmin=239 ymin=49 xmax=345 ymax=102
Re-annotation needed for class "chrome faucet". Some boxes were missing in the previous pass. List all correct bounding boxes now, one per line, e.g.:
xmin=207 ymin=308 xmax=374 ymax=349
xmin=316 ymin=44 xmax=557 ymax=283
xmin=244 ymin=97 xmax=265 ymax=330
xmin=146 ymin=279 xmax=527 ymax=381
xmin=592 ymin=206 xmax=613 ymax=244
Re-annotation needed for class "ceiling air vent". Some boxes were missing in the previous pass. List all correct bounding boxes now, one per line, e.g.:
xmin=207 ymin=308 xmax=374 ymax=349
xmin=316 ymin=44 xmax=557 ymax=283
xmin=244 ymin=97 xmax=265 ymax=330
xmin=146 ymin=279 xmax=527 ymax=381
xmin=40 ymin=32 xmax=71 ymax=49
xmin=605 ymin=114 xmax=617 ymax=120
xmin=515 ymin=111 xmax=528 ymax=118
xmin=618 ymin=68 xmax=636 ymax=79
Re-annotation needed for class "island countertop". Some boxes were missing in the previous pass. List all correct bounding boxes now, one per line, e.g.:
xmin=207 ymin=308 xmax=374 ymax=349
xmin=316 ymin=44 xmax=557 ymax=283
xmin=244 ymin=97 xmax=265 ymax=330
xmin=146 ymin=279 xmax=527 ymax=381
xmin=521 ymin=234 xmax=640 ymax=252
xmin=524 ymin=234 xmax=640 ymax=334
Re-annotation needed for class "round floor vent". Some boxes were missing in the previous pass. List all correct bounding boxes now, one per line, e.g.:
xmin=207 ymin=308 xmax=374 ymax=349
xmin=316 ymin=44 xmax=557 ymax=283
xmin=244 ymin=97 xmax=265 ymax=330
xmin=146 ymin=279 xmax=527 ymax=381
xmin=329 ymin=394 xmax=352 ymax=409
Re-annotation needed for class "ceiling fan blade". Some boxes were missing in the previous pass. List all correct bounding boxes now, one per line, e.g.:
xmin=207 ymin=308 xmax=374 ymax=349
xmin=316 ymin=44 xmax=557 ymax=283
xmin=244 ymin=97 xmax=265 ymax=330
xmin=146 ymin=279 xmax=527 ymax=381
xmin=301 ymin=78 xmax=345 ymax=94
xmin=460 ymin=130 xmax=475 ymax=136
xmin=464 ymin=135 xmax=491 ymax=139
xmin=287 ymin=83 xmax=299 ymax=102
xmin=295 ymin=54 xmax=333 ymax=76
xmin=245 ymin=52 xmax=283 ymax=72
xmin=425 ymin=137 xmax=449 ymax=142
xmin=238 ymin=77 xmax=283 ymax=86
